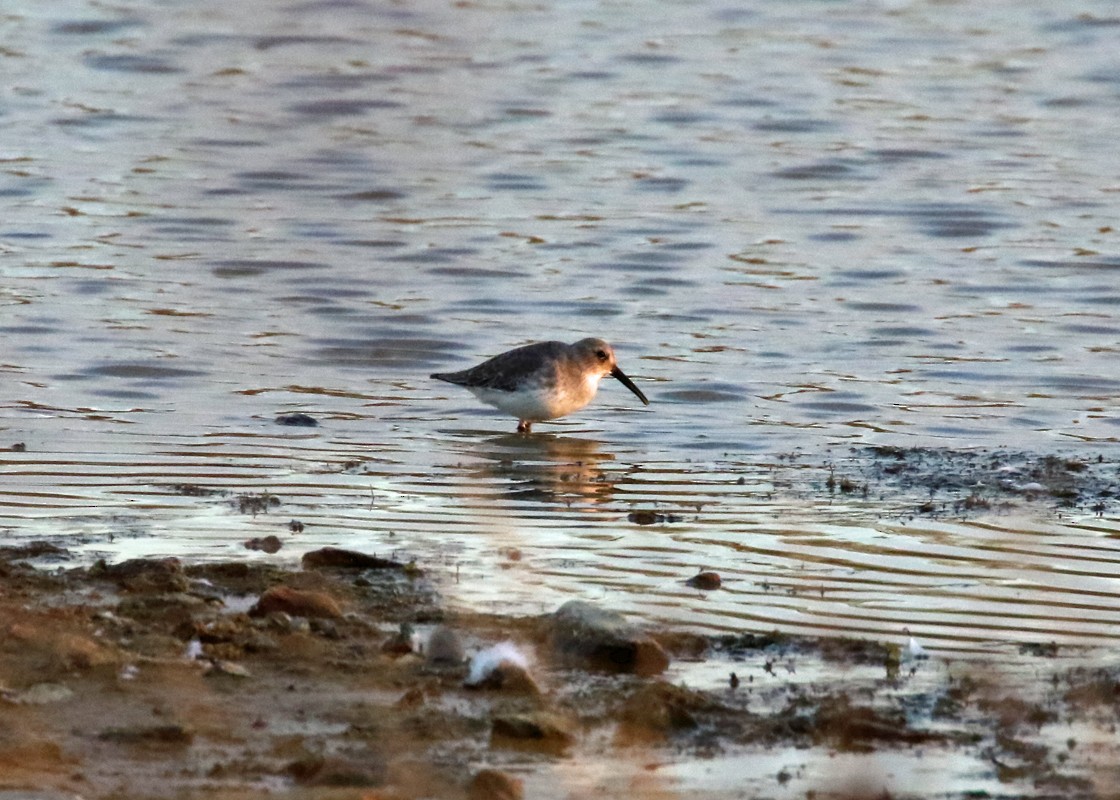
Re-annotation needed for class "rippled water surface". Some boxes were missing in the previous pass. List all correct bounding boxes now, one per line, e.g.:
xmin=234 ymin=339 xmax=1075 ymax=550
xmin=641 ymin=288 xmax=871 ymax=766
xmin=4 ymin=0 xmax=1120 ymax=657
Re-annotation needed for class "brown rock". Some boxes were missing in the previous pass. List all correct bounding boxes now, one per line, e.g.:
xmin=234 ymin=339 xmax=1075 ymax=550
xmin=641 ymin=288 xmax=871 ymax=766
xmin=301 ymin=547 xmax=403 ymax=570
xmin=469 ymin=768 xmax=524 ymax=800
xmin=685 ymin=571 xmax=721 ymax=590
xmin=249 ymin=585 xmax=342 ymax=619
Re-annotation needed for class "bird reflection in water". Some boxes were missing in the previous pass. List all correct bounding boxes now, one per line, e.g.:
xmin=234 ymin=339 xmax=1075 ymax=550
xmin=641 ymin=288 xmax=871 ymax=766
xmin=461 ymin=432 xmax=622 ymax=508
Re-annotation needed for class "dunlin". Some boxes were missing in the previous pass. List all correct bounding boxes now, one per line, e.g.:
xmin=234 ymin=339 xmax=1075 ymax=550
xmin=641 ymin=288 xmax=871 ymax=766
xmin=431 ymin=337 xmax=649 ymax=433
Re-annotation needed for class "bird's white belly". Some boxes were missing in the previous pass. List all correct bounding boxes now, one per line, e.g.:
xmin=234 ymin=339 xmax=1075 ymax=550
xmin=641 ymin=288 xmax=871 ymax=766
xmin=470 ymin=379 xmax=597 ymax=421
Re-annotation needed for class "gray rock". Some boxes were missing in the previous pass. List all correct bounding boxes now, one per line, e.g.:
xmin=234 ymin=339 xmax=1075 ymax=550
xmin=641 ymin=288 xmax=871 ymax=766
xmin=426 ymin=626 xmax=465 ymax=665
xmin=543 ymin=600 xmax=669 ymax=675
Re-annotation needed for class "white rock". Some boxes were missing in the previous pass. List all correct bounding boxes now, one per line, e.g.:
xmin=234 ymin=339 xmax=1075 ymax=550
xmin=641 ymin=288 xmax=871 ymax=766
xmin=465 ymin=641 xmax=529 ymax=686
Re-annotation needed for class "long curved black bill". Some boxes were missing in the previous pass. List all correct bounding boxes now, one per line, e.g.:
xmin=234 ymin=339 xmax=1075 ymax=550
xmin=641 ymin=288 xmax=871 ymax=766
xmin=611 ymin=366 xmax=649 ymax=406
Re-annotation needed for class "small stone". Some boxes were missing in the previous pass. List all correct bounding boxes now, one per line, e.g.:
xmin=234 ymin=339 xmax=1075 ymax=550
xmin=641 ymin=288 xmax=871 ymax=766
xmin=426 ymin=626 xmax=465 ymax=665
xmin=469 ymin=768 xmax=524 ymax=800
xmin=249 ymin=586 xmax=342 ymax=619
xmin=244 ymin=535 xmax=283 ymax=554
xmin=275 ymin=412 xmax=318 ymax=427
xmin=686 ymin=571 xmax=721 ymax=590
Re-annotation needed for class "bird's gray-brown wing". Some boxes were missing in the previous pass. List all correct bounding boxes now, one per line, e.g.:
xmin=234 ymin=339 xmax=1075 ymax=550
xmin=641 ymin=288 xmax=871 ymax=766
xmin=431 ymin=341 xmax=565 ymax=392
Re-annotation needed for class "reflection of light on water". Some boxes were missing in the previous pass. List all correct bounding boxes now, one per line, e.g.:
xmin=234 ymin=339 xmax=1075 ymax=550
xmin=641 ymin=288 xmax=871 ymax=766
xmin=7 ymin=433 xmax=1120 ymax=656
xmin=526 ymin=748 xmax=1000 ymax=800
xmin=441 ymin=431 xmax=620 ymax=508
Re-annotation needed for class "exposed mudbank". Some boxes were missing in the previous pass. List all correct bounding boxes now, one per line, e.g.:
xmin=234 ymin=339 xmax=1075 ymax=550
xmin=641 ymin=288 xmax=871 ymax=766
xmin=2 ymin=542 xmax=1118 ymax=799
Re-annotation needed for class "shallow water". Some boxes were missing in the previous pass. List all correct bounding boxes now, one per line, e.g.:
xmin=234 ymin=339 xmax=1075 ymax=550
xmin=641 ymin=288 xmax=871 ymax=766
xmin=3 ymin=0 xmax=1120 ymax=660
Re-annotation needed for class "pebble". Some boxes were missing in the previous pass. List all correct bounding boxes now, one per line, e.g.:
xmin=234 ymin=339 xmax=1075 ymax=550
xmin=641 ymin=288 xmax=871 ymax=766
xmin=686 ymin=571 xmax=722 ymax=590
xmin=426 ymin=626 xmax=465 ymax=665
xmin=275 ymin=412 xmax=318 ymax=427
xmin=243 ymin=535 xmax=283 ymax=554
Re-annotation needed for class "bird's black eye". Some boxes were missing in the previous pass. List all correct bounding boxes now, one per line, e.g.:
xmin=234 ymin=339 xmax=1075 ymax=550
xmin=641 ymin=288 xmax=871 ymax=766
xmin=595 ymin=349 xmax=609 ymax=362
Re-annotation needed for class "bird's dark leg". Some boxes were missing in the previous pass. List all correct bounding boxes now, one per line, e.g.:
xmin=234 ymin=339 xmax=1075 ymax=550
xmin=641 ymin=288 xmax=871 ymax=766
xmin=517 ymin=420 xmax=532 ymax=434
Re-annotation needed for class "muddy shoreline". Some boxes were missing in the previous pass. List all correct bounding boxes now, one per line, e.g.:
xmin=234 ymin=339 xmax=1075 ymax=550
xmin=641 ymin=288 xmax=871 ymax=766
xmin=2 ymin=529 xmax=1118 ymax=799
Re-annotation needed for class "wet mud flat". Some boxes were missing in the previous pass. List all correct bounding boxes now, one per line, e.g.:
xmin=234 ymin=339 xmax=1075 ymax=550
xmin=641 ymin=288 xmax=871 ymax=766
xmin=2 ymin=542 xmax=1119 ymax=799
xmin=804 ymin=446 xmax=1120 ymax=519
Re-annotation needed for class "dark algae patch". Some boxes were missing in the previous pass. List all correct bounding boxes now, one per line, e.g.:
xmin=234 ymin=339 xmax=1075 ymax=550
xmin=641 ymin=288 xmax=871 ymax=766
xmin=832 ymin=446 xmax=1119 ymax=518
